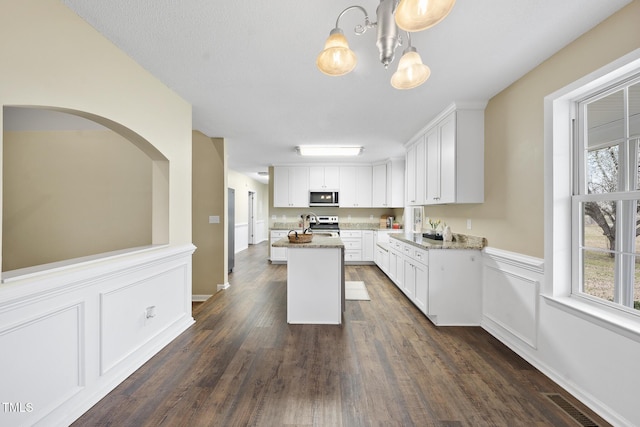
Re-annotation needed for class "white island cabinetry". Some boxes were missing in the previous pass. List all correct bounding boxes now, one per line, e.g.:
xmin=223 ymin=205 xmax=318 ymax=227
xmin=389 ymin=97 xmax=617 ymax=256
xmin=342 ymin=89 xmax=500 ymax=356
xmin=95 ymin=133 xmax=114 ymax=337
xmin=272 ymin=235 xmax=345 ymax=324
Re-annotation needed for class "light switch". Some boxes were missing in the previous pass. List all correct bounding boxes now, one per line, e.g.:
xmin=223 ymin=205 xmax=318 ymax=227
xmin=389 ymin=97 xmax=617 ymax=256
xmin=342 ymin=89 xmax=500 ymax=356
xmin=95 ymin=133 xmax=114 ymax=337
xmin=209 ymin=215 xmax=220 ymax=224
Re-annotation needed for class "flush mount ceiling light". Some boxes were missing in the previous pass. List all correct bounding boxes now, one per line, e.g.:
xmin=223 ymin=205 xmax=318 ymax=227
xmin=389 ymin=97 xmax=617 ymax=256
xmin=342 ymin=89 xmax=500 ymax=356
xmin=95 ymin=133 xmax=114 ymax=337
xmin=296 ymin=145 xmax=363 ymax=157
xmin=316 ymin=0 xmax=455 ymax=90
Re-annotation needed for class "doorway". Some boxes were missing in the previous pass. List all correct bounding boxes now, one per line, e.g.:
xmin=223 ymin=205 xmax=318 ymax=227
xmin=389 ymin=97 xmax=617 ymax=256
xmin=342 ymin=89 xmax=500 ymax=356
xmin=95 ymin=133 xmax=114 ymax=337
xmin=248 ymin=191 xmax=257 ymax=245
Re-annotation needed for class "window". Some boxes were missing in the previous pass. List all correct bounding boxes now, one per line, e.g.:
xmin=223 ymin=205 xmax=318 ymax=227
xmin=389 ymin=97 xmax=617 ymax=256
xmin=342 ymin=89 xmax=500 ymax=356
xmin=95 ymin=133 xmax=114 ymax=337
xmin=573 ymin=75 xmax=640 ymax=313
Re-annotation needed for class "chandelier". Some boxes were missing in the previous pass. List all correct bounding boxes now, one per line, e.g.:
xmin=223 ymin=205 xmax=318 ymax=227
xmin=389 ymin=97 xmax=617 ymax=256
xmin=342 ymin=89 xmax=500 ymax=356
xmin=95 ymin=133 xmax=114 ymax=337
xmin=316 ymin=0 xmax=455 ymax=89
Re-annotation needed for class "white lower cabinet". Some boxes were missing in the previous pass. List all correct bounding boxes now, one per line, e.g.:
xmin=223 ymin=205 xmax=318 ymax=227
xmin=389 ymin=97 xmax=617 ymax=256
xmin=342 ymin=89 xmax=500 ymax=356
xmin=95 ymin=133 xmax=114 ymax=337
xmin=341 ymin=229 xmax=376 ymax=263
xmin=270 ymin=230 xmax=289 ymax=262
xmin=383 ymin=236 xmax=481 ymax=325
xmin=374 ymin=245 xmax=389 ymax=274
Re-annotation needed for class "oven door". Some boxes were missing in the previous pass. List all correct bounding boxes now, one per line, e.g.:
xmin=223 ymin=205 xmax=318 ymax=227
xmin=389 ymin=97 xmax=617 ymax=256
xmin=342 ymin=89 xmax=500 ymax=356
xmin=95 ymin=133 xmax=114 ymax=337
xmin=309 ymin=191 xmax=338 ymax=206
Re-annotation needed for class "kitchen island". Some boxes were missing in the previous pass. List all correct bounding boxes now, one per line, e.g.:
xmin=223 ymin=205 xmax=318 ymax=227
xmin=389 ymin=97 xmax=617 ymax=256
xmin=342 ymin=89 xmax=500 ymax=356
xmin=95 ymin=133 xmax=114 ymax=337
xmin=272 ymin=234 xmax=345 ymax=324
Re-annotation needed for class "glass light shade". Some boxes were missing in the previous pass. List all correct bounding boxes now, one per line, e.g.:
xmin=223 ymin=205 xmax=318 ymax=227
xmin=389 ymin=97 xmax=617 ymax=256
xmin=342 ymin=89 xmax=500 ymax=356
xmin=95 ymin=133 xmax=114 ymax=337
xmin=395 ymin=0 xmax=456 ymax=32
xmin=316 ymin=29 xmax=357 ymax=76
xmin=391 ymin=49 xmax=431 ymax=90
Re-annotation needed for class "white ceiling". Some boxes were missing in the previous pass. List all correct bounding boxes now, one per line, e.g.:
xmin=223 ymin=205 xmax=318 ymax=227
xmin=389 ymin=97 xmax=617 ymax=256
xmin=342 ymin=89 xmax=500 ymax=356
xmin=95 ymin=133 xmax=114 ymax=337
xmin=55 ymin=0 xmax=631 ymax=183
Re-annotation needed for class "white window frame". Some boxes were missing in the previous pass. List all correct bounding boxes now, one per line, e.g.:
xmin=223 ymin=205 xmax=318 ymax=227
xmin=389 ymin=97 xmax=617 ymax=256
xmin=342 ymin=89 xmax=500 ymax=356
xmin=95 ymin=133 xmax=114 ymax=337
xmin=573 ymin=77 xmax=640 ymax=313
xmin=544 ymin=48 xmax=640 ymax=343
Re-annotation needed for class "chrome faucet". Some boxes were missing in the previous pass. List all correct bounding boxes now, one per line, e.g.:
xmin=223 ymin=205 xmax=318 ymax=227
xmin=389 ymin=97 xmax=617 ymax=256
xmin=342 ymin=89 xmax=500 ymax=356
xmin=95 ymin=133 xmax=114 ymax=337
xmin=300 ymin=212 xmax=319 ymax=232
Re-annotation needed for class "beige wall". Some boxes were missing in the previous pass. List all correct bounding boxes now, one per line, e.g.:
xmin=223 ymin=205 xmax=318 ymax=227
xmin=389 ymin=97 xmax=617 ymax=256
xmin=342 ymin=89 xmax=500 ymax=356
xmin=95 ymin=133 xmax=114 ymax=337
xmin=3 ymin=130 xmax=152 ymax=271
xmin=423 ymin=0 xmax=640 ymax=258
xmin=192 ymin=132 xmax=227 ymax=295
xmin=0 ymin=0 xmax=192 ymax=272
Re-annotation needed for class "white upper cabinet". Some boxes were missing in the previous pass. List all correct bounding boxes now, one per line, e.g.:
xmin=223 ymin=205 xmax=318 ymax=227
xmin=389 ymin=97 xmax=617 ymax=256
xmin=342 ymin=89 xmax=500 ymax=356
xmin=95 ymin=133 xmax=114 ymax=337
xmin=407 ymin=104 xmax=485 ymax=206
xmin=273 ymin=166 xmax=309 ymax=207
xmin=406 ymin=137 xmax=425 ymax=205
xmin=309 ymin=166 xmax=340 ymax=190
xmin=373 ymin=159 xmax=405 ymax=208
xmin=339 ymin=166 xmax=372 ymax=207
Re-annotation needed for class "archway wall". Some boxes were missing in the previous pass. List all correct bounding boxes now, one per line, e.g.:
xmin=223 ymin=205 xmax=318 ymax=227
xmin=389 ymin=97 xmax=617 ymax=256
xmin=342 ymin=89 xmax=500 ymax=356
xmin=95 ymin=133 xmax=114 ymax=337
xmin=0 ymin=0 xmax=192 ymax=272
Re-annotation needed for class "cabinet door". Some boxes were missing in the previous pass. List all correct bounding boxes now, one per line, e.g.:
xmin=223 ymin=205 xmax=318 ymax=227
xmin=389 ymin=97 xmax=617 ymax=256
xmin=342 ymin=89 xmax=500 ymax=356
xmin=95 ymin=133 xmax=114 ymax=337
xmin=270 ymin=231 xmax=288 ymax=261
xmin=339 ymin=167 xmax=357 ymax=207
xmin=323 ymin=167 xmax=340 ymax=189
xmin=402 ymin=258 xmax=415 ymax=300
xmin=356 ymin=166 xmax=373 ymax=207
xmin=273 ymin=167 xmax=291 ymax=207
xmin=438 ymin=113 xmax=456 ymax=204
xmin=289 ymin=167 xmax=309 ymax=207
xmin=415 ymin=139 xmax=426 ymax=205
xmin=362 ymin=230 xmax=375 ymax=261
xmin=406 ymin=146 xmax=417 ymax=205
xmin=413 ymin=262 xmax=428 ymax=314
xmin=389 ymin=158 xmax=405 ymax=208
xmin=372 ymin=163 xmax=388 ymax=207
xmin=388 ymin=250 xmax=398 ymax=284
xmin=309 ymin=167 xmax=325 ymax=190
xmin=425 ymin=128 xmax=440 ymax=204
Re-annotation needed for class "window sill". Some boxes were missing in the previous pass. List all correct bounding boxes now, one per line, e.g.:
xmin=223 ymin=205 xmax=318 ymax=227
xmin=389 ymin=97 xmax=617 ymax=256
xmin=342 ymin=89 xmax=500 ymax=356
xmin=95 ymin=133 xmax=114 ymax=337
xmin=543 ymin=294 xmax=640 ymax=344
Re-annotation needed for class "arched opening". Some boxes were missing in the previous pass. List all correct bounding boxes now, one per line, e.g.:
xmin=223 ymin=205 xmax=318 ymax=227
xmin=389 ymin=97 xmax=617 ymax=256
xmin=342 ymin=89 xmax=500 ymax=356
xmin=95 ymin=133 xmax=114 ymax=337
xmin=2 ymin=106 xmax=169 ymax=273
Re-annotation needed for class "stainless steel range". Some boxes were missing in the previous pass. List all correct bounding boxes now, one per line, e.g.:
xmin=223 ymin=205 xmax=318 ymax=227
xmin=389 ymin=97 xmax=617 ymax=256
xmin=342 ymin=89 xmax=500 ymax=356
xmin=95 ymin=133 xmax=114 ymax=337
xmin=309 ymin=215 xmax=340 ymax=235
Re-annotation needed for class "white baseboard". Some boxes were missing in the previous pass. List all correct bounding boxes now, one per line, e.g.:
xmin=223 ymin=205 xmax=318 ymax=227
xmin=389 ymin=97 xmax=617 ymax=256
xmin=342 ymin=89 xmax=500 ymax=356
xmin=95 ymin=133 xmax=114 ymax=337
xmin=217 ymin=282 xmax=230 ymax=292
xmin=192 ymin=294 xmax=212 ymax=302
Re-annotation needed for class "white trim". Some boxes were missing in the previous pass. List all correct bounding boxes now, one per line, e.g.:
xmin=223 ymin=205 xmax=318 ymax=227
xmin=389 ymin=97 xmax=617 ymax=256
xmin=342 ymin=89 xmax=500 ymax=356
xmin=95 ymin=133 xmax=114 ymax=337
xmin=192 ymin=294 xmax=212 ymax=302
xmin=543 ymin=295 xmax=640 ymax=344
xmin=217 ymin=282 xmax=230 ymax=292
xmin=482 ymin=247 xmax=544 ymax=274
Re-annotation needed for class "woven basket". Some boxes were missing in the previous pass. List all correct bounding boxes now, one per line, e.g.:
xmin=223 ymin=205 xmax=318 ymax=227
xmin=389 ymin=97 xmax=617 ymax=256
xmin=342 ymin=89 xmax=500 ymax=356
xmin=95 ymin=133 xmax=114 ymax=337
xmin=288 ymin=230 xmax=313 ymax=243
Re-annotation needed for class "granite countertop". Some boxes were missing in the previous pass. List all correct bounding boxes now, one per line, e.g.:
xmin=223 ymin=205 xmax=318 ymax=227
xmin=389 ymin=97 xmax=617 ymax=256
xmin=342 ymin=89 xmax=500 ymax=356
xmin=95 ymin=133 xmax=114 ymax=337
xmin=272 ymin=234 xmax=344 ymax=248
xmin=271 ymin=222 xmax=402 ymax=231
xmin=389 ymin=232 xmax=486 ymax=250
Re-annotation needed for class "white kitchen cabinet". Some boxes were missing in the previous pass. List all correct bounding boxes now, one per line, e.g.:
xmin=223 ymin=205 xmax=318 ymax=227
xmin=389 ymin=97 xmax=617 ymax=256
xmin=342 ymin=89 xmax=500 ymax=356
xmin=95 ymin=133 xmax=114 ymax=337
xmin=273 ymin=166 xmax=309 ymax=207
xmin=428 ymin=249 xmax=481 ymax=325
xmin=341 ymin=229 xmax=362 ymax=262
xmin=374 ymin=244 xmax=389 ymax=274
xmin=339 ymin=166 xmax=372 ymax=207
xmin=309 ymin=166 xmax=340 ymax=190
xmin=406 ymin=138 xmax=425 ymax=205
xmin=428 ymin=107 xmax=484 ymax=205
xmin=386 ymin=236 xmax=481 ymax=325
xmin=362 ymin=230 xmax=375 ymax=261
xmin=372 ymin=159 xmax=405 ymax=208
xmin=270 ymin=230 xmax=289 ymax=262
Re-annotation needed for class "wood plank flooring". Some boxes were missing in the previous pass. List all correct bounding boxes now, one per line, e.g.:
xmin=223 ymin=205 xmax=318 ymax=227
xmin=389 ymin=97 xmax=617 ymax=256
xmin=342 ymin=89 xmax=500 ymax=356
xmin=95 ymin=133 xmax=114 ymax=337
xmin=73 ymin=242 xmax=609 ymax=426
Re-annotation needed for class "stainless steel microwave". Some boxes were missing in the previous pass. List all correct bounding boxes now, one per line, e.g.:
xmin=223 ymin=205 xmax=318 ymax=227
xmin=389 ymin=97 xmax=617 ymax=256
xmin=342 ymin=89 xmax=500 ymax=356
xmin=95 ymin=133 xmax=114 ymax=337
xmin=309 ymin=191 xmax=339 ymax=206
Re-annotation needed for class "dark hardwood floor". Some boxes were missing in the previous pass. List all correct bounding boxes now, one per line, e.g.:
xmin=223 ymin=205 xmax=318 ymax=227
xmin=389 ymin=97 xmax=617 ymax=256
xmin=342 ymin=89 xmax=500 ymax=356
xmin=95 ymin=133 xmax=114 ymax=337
xmin=74 ymin=242 xmax=609 ymax=426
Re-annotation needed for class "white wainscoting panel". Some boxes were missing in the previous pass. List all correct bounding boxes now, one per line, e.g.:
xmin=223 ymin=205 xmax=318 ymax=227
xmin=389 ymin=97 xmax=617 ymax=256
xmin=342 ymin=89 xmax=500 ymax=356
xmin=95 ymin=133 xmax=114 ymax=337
xmin=235 ymin=223 xmax=249 ymax=253
xmin=0 ymin=303 xmax=84 ymax=427
xmin=483 ymin=247 xmax=544 ymax=349
xmin=0 ymin=244 xmax=195 ymax=426
xmin=100 ymin=264 xmax=189 ymax=374
xmin=256 ymin=220 xmax=267 ymax=243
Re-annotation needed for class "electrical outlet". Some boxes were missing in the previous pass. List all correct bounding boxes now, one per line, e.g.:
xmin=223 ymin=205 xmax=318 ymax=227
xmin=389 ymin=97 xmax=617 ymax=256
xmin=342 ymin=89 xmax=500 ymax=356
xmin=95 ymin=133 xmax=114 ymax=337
xmin=467 ymin=219 xmax=472 ymax=230
xmin=370 ymin=215 xmax=374 ymax=220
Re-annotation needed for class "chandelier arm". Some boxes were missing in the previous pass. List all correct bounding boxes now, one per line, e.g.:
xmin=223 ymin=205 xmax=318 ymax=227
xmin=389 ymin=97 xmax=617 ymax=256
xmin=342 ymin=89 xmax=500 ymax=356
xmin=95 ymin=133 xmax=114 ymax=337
xmin=335 ymin=5 xmax=374 ymax=35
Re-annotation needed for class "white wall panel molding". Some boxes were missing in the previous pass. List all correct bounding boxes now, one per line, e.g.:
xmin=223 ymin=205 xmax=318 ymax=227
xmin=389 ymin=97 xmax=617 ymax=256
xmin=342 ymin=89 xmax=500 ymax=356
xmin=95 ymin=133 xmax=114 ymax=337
xmin=483 ymin=265 xmax=540 ymax=349
xmin=483 ymin=246 xmax=544 ymax=274
xmin=0 ymin=244 xmax=195 ymax=426
xmin=235 ymin=223 xmax=249 ymax=253
xmin=482 ymin=247 xmax=543 ymax=350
